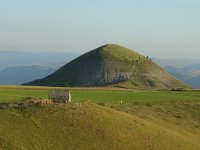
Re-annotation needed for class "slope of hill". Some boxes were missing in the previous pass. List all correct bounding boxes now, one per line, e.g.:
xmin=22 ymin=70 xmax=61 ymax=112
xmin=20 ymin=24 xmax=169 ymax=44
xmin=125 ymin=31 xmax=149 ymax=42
xmin=0 ymin=104 xmax=199 ymax=150
xmin=0 ymin=64 xmax=63 ymax=85
xmin=25 ymin=44 xmax=189 ymax=89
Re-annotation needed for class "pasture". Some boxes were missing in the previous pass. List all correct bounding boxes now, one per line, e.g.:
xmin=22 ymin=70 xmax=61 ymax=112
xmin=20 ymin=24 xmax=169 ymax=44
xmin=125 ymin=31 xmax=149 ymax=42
xmin=0 ymin=85 xmax=200 ymax=104
xmin=0 ymin=86 xmax=200 ymax=150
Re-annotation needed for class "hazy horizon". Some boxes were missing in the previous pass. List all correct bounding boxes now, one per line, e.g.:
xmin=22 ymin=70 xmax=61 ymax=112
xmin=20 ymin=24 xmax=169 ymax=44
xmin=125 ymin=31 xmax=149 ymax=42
xmin=1 ymin=48 xmax=200 ymax=60
xmin=0 ymin=0 xmax=200 ymax=58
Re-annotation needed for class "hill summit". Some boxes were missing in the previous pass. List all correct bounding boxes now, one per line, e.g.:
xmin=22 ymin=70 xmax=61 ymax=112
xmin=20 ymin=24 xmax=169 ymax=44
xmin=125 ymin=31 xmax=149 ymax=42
xmin=25 ymin=44 xmax=189 ymax=89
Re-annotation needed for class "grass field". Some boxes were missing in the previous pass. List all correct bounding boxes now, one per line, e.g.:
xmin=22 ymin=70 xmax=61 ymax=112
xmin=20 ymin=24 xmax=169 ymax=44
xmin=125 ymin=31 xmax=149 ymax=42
xmin=0 ymin=85 xmax=200 ymax=104
xmin=0 ymin=85 xmax=200 ymax=150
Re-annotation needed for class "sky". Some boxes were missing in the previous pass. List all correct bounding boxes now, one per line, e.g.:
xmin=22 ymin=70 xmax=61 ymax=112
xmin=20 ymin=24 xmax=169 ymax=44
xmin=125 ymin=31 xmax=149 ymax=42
xmin=0 ymin=0 xmax=200 ymax=58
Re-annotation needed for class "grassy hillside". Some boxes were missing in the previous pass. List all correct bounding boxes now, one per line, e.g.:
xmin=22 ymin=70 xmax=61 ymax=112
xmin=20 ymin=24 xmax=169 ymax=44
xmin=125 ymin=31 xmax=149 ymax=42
xmin=0 ymin=103 xmax=200 ymax=150
xmin=99 ymin=44 xmax=147 ymax=61
xmin=25 ymin=44 xmax=190 ymax=90
xmin=114 ymin=57 xmax=189 ymax=89
xmin=1 ymin=86 xmax=200 ymax=149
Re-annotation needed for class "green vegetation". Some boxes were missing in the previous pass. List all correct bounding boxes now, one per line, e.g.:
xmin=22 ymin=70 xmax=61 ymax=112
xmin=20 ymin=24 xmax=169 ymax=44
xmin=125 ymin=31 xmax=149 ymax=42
xmin=25 ymin=44 xmax=190 ymax=90
xmin=0 ymin=89 xmax=47 ymax=103
xmin=100 ymin=44 xmax=147 ymax=61
xmin=0 ymin=86 xmax=199 ymax=104
xmin=0 ymin=86 xmax=200 ymax=150
xmin=72 ymin=90 xmax=200 ymax=104
xmin=0 ymin=103 xmax=200 ymax=150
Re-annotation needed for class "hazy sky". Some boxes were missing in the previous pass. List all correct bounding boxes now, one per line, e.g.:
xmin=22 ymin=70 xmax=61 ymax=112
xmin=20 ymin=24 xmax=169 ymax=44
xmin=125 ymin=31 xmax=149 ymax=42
xmin=0 ymin=0 xmax=200 ymax=58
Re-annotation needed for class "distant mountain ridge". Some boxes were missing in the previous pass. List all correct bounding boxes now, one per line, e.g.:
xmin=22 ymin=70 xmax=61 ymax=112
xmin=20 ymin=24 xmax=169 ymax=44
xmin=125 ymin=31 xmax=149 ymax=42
xmin=165 ymin=65 xmax=200 ymax=89
xmin=153 ymin=58 xmax=200 ymax=89
xmin=25 ymin=44 xmax=190 ymax=89
xmin=0 ymin=51 xmax=78 ymax=71
xmin=153 ymin=58 xmax=200 ymax=68
xmin=0 ymin=64 xmax=63 ymax=85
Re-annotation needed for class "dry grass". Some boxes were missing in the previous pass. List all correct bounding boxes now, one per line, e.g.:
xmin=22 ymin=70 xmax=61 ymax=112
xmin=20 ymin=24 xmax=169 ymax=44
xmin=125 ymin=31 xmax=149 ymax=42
xmin=0 ymin=104 xmax=199 ymax=150
xmin=0 ymin=86 xmax=200 ymax=149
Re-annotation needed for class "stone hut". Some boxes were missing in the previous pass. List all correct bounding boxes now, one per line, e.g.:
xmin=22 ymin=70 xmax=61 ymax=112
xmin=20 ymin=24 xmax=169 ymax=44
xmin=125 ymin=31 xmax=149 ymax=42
xmin=48 ymin=90 xmax=71 ymax=103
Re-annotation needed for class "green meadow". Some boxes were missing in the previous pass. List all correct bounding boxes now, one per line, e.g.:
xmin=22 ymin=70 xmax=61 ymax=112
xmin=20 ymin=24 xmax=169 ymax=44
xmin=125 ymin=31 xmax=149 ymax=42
xmin=0 ymin=86 xmax=200 ymax=104
xmin=0 ymin=86 xmax=200 ymax=150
